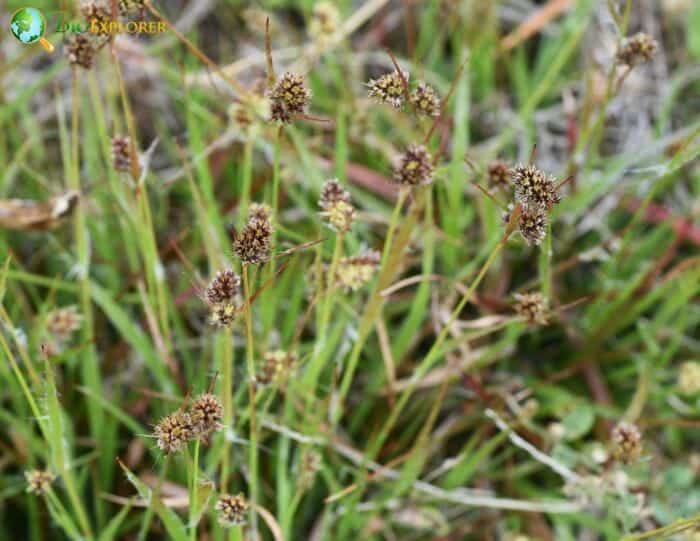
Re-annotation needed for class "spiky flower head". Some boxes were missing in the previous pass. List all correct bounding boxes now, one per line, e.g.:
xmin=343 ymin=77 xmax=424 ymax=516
xmin=112 ymin=136 xmax=133 ymax=172
xmin=511 ymin=164 xmax=561 ymax=210
xmin=190 ymin=393 xmax=224 ymax=438
xmin=205 ymin=269 xmax=241 ymax=305
xmin=319 ymin=179 xmax=355 ymax=233
xmin=487 ymin=160 xmax=511 ymax=189
xmin=154 ymin=411 xmax=194 ymax=453
xmin=255 ymin=350 xmax=297 ymax=386
xmin=514 ymin=292 xmax=549 ymax=326
xmin=209 ymin=302 xmax=238 ymax=328
xmin=216 ymin=493 xmax=249 ymax=527
xmin=25 ymin=470 xmax=55 ymax=495
xmin=410 ymin=82 xmax=440 ymax=117
xmin=310 ymin=1 xmax=340 ymax=42
xmin=247 ymin=202 xmax=272 ymax=223
xmin=518 ymin=206 xmax=548 ymax=246
xmin=611 ymin=422 xmax=642 ymax=464
xmin=367 ymin=70 xmax=409 ymax=109
xmin=268 ymin=72 xmax=312 ymax=124
xmin=64 ymin=34 xmax=99 ymax=70
xmin=45 ymin=305 xmax=82 ymax=342
xmin=393 ymin=144 xmax=434 ymax=186
xmin=616 ymin=33 xmax=658 ymax=67
xmin=678 ymin=362 xmax=700 ymax=395
xmin=336 ymin=249 xmax=381 ymax=291
xmin=233 ymin=205 xmax=274 ymax=265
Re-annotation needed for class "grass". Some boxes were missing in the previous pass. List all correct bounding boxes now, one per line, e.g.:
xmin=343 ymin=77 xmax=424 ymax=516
xmin=1 ymin=0 xmax=700 ymax=539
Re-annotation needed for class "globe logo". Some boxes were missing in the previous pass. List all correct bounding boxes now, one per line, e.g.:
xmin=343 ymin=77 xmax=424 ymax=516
xmin=10 ymin=7 xmax=54 ymax=52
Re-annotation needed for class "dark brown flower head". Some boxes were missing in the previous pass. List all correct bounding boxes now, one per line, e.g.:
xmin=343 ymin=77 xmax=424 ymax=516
xmin=319 ymin=179 xmax=355 ymax=233
xmin=154 ymin=411 xmax=194 ymax=453
xmin=410 ymin=82 xmax=440 ymax=117
xmin=234 ymin=208 xmax=274 ymax=265
xmin=205 ymin=269 xmax=241 ymax=305
xmin=393 ymin=144 xmax=434 ymax=186
xmin=45 ymin=305 xmax=82 ymax=342
xmin=64 ymin=34 xmax=99 ymax=70
xmin=336 ymin=249 xmax=381 ymax=291
xmin=255 ymin=350 xmax=297 ymax=386
xmin=611 ymin=422 xmax=642 ymax=464
xmin=111 ymin=136 xmax=133 ymax=172
xmin=190 ymin=393 xmax=224 ymax=438
xmin=518 ymin=206 xmax=548 ymax=246
xmin=216 ymin=493 xmax=249 ymax=527
xmin=487 ymin=160 xmax=511 ymax=189
xmin=616 ymin=33 xmax=658 ymax=67
xmin=80 ymin=1 xmax=112 ymax=48
xmin=25 ymin=470 xmax=55 ymax=495
xmin=367 ymin=70 xmax=409 ymax=109
xmin=209 ymin=302 xmax=238 ymax=328
xmin=511 ymin=164 xmax=561 ymax=210
xmin=268 ymin=72 xmax=311 ymax=123
xmin=514 ymin=292 xmax=549 ymax=326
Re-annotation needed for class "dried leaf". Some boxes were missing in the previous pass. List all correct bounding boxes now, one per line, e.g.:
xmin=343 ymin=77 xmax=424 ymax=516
xmin=0 ymin=191 xmax=79 ymax=231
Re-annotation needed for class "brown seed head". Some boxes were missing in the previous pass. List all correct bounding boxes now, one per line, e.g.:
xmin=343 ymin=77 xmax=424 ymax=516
xmin=319 ymin=179 xmax=355 ymax=233
xmin=205 ymin=269 xmax=241 ymax=305
xmin=268 ymin=72 xmax=311 ymax=123
xmin=514 ymin=292 xmax=549 ymax=326
xmin=297 ymin=449 xmax=322 ymax=492
xmin=64 ymin=34 xmax=99 ymax=70
xmin=234 ymin=209 xmax=274 ymax=265
xmin=611 ymin=422 xmax=642 ymax=464
xmin=487 ymin=160 xmax=511 ymax=189
xmin=256 ymin=350 xmax=297 ymax=386
xmin=511 ymin=164 xmax=561 ymax=210
xmin=119 ymin=0 xmax=146 ymax=15
xmin=190 ymin=393 xmax=224 ymax=438
xmin=154 ymin=411 xmax=194 ymax=453
xmin=367 ymin=70 xmax=409 ymax=109
xmin=518 ymin=206 xmax=548 ymax=246
xmin=216 ymin=493 xmax=249 ymax=526
xmin=25 ymin=470 xmax=55 ymax=495
xmin=111 ymin=136 xmax=133 ymax=172
xmin=209 ymin=302 xmax=238 ymax=328
xmin=45 ymin=305 xmax=83 ymax=343
xmin=336 ymin=249 xmax=381 ymax=291
xmin=247 ymin=202 xmax=272 ymax=223
xmin=616 ymin=33 xmax=658 ymax=66
xmin=393 ymin=144 xmax=434 ymax=186
xmin=410 ymin=82 xmax=440 ymax=117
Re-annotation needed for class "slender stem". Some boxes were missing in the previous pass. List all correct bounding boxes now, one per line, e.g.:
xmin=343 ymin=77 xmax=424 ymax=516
xmin=189 ymin=440 xmax=200 ymax=541
xmin=242 ymin=266 xmax=259 ymax=535
xmin=138 ymin=455 xmax=170 ymax=541
xmin=220 ymin=332 xmax=233 ymax=491
xmin=319 ymin=233 xmax=344 ymax=344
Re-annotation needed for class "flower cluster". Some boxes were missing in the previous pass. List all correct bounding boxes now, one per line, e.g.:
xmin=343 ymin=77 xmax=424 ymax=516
xmin=234 ymin=204 xmax=274 ymax=265
xmin=513 ymin=292 xmax=549 ymax=326
xmin=393 ymin=144 xmax=434 ymax=186
xmin=611 ymin=421 xmax=642 ymax=464
xmin=25 ymin=470 xmax=55 ymax=495
xmin=409 ymin=82 xmax=441 ymax=117
xmin=203 ymin=269 xmax=242 ymax=328
xmin=111 ymin=136 xmax=133 ymax=172
xmin=153 ymin=394 xmax=224 ymax=453
xmin=43 ymin=305 xmax=82 ymax=356
xmin=319 ymin=179 xmax=355 ymax=233
xmin=678 ymin=361 xmax=700 ymax=395
xmin=487 ymin=160 xmax=511 ymax=189
xmin=367 ymin=69 xmax=441 ymax=116
xmin=616 ymin=33 xmax=658 ymax=67
xmin=255 ymin=350 xmax=297 ymax=386
xmin=336 ymin=249 xmax=381 ymax=291
xmin=215 ymin=493 xmax=249 ymax=526
xmin=309 ymin=2 xmax=340 ymax=43
xmin=268 ymin=72 xmax=312 ymax=124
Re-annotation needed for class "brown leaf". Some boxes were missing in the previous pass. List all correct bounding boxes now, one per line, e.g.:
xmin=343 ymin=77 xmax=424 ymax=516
xmin=0 ymin=191 xmax=79 ymax=231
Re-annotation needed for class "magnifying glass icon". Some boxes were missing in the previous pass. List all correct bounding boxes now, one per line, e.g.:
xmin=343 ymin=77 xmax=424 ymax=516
xmin=10 ymin=7 xmax=55 ymax=53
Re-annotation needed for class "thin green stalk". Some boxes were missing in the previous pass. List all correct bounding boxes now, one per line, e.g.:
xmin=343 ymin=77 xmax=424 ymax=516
xmin=220 ymin=332 xmax=234 ymax=491
xmin=189 ymin=439 xmax=200 ymax=541
xmin=335 ymin=187 xmax=416 ymax=419
xmin=242 ymin=266 xmax=259 ymax=535
xmin=137 ymin=455 xmax=170 ymax=541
